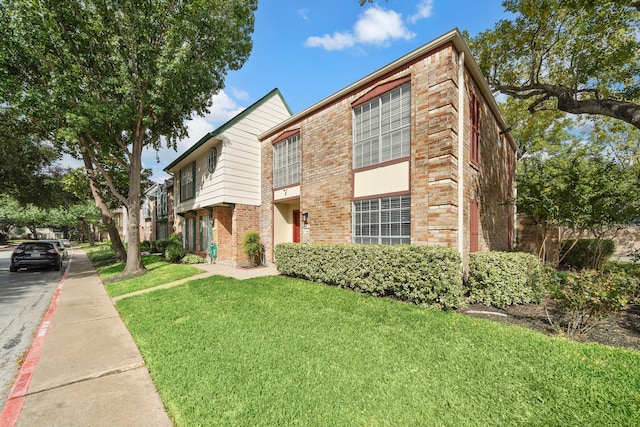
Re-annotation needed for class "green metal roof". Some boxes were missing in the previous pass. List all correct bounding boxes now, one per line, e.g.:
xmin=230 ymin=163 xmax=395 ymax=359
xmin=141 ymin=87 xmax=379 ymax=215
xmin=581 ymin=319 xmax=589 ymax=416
xmin=164 ymin=88 xmax=291 ymax=172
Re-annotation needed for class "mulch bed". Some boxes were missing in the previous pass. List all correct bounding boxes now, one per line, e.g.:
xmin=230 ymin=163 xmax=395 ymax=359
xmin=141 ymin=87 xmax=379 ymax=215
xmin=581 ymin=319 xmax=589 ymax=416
xmin=457 ymin=302 xmax=640 ymax=352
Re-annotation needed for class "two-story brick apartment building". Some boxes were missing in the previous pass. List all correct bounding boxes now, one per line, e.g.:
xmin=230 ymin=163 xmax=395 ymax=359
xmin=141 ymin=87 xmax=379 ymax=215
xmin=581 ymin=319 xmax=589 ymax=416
xmin=259 ymin=29 xmax=516 ymax=265
xmin=165 ymin=89 xmax=291 ymax=263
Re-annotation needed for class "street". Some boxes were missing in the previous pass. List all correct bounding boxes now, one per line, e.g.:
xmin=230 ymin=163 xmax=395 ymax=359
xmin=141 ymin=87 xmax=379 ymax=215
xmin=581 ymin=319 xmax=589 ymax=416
xmin=0 ymin=246 xmax=67 ymax=410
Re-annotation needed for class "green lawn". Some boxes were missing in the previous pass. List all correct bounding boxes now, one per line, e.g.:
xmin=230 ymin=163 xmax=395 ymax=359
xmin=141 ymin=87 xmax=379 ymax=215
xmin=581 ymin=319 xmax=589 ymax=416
xmin=81 ymin=244 xmax=204 ymax=297
xmin=116 ymin=275 xmax=640 ymax=426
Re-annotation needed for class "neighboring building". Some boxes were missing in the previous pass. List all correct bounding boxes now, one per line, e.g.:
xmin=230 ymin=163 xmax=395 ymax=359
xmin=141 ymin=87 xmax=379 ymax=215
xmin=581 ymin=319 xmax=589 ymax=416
xmin=258 ymin=29 xmax=517 ymax=265
xmin=139 ymin=179 xmax=175 ymax=243
xmin=164 ymin=89 xmax=292 ymax=264
xmin=156 ymin=178 xmax=175 ymax=241
xmin=140 ymin=182 xmax=160 ymax=243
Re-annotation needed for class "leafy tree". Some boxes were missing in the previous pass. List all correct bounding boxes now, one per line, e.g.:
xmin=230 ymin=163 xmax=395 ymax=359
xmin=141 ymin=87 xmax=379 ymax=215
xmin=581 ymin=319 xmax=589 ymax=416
xmin=517 ymin=145 xmax=640 ymax=265
xmin=1 ymin=0 xmax=258 ymax=275
xmin=0 ymin=109 xmax=63 ymax=205
xmin=471 ymin=0 xmax=640 ymax=129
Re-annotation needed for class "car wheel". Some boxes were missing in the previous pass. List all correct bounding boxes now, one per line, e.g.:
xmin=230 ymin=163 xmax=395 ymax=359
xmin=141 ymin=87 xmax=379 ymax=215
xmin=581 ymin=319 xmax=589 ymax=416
xmin=9 ymin=266 xmax=18 ymax=272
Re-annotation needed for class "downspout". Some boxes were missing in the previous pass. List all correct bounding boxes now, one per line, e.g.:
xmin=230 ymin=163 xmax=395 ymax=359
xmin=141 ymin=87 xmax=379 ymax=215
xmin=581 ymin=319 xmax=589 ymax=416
xmin=457 ymin=51 xmax=465 ymax=257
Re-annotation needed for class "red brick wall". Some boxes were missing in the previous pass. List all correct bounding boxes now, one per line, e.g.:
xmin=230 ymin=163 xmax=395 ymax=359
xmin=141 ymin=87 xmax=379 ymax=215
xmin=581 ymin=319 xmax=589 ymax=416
xmin=233 ymin=204 xmax=260 ymax=265
xmin=261 ymin=43 xmax=515 ymax=263
xmin=213 ymin=206 xmax=233 ymax=261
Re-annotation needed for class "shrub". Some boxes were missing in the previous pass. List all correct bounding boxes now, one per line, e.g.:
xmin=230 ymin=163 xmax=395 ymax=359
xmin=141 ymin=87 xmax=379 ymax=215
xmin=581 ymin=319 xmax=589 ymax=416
xmin=141 ymin=240 xmax=151 ymax=252
xmin=466 ymin=251 xmax=550 ymax=308
xmin=150 ymin=239 xmax=170 ymax=255
xmin=548 ymin=270 xmax=632 ymax=337
xmin=275 ymin=243 xmax=463 ymax=309
xmin=604 ymin=261 xmax=640 ymax=304
xmin=560 ymin=238 xmax=615 ymax=270
xmin=242 ymin=232 xmax=263 ymax=266
xmin=181 ymin=254 xmax=206 ymax=264
xmin=165 ymin=233 xmax=187 ymax=263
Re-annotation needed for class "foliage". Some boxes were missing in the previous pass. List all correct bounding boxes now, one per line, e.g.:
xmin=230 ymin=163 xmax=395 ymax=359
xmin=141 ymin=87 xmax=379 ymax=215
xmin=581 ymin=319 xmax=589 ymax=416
xmin=604 ymin=260 xmax=640 ymax=304
xmin=0 ymin=0 xmax=258 ymax=274
xmin=0 ymin=108 xmax=63 ymax=204
xmin=141 ymin=240 xmax=151 ymax=252
xmin=242 ymin=232 xmax=263 ymax=266
xmin=498 ymin=97 xmax=574 ymax=159
xmin=275 ymin=243 xmax=463 ymax=309
xmin=516 ymin=145 xmax=640 ymax=264
xmin=471 ymin=0 xmax=640 ymax=129
xmin=560 ymin=239 xmax=615 ymax=271
xmin=165 ymin=233 xmax=187 ymax=263
xmin=466 ymin=251 xmax=551 ymax=308
xmin=150 ymin=239 xmax=171 ymax=255
xmin=180 ymin=254 xmax=206 ymax=264
xmin=548 ymin=270 xmax=633 ymax=337
xmin=117 ymin=275 xmax=640 ymax=426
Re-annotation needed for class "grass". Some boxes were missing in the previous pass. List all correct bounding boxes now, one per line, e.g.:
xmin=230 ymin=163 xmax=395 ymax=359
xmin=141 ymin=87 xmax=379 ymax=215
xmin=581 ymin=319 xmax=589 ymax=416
xmin=116 ymin=275 xmax=640 ymax=426
xmin=81 ymin=242 xmax=204 ymax=297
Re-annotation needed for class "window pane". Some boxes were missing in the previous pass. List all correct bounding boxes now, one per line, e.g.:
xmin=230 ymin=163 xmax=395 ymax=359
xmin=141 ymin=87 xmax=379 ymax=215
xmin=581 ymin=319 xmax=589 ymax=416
xmin=353 ymin=196 xmax=410 ymax=244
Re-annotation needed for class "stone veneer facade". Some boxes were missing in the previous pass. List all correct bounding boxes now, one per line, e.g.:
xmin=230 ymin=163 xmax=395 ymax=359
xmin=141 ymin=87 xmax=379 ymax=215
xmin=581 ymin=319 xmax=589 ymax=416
xmin=260 ymin=33 xmax=516 ymax=266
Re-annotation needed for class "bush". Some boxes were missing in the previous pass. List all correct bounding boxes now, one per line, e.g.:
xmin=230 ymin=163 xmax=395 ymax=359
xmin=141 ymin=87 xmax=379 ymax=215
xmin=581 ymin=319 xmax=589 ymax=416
xmin=560 ymin=238 xmax=615 ymax=270
xmin=242 ymin=232 xmax=263 ymax=266
xmin=605 ymin=261 xmax=640 ymax=304
xmin=275 ymin=243 xmax=463 ymax=309
xmin=165 ymin=233 xmax=187 ymax=263
xmin=150 ymin=239 xmax=170 ymax=255
xmin=141 ymin=240 xmax=151 ymax=252
xmin=548 ymin=270 xmax=632 ymax=337
xmin=466 ymin=251 xmax=550 ymax=308
xmin=181 ymin=254 xmax=206 ymax=264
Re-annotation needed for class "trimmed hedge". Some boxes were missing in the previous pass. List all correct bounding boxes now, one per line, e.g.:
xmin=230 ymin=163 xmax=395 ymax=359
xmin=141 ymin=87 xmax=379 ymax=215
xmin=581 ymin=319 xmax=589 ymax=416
xmin=275 ymin=243 xmax=463 ymax=309
xmin=466 ymin=251 xmax=549 ymax=308
xmin=560 ymin=238 xmax=615 ymax=270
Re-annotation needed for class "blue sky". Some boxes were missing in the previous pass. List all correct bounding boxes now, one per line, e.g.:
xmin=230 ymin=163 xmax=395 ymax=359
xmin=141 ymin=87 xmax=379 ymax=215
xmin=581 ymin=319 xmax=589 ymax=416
xmin=144 ymin=0 xmax=510 ymax=181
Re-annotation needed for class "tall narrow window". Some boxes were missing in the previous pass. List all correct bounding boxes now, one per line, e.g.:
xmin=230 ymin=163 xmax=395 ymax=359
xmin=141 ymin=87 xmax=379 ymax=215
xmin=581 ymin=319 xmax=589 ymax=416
xmin=180 ymin=162 xmax=196 ymax=201
xmin=199 ymin=215 xmax=212 ymax=251
xmin=353 ymin=195 xmax=410 ymax=245
xmin=470 ymin=93 xmax=480 ymax=165
xmin=158 ymin=188 xmax=168 ymax=217
xmin=353 ymin=82 xmax=411 ymax=169
xmin=273 ymin=133 xmax=300 ymax=188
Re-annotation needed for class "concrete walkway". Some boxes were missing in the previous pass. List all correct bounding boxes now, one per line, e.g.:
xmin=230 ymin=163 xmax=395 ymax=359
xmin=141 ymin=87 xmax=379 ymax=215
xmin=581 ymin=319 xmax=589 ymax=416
xmin=1 ymin=247 xmax=279 ymax=426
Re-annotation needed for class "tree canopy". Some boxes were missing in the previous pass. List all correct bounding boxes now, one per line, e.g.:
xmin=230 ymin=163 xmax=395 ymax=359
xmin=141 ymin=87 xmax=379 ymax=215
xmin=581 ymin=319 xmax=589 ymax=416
xmin=471 ymin=0 xmax=640 ymax=129
xmin=1 ymin=0 xmax=258 ymax=274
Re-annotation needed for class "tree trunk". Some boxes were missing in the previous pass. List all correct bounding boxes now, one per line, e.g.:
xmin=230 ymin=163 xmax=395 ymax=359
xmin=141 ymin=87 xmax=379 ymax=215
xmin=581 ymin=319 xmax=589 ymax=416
xmin=29 ymin=225 xmax=38 ymax=239
xmin=80 ymin=218 xmax=95 ymax=246
xmin=123 ymin=138 xmax=144 ymax=275
xmin=80 ymin=145 xmax=127 ymax=261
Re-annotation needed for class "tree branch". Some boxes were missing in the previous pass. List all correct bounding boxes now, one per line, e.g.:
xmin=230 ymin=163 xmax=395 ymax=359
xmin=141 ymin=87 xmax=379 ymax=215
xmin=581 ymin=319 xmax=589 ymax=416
xmin=80 ymin=136 xmax=128 ymax=207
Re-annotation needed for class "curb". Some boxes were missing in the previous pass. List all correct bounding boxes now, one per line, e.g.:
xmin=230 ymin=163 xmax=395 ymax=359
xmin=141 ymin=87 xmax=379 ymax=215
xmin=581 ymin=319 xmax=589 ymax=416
xmin=0 ymin=261 xmax=71 ymax=427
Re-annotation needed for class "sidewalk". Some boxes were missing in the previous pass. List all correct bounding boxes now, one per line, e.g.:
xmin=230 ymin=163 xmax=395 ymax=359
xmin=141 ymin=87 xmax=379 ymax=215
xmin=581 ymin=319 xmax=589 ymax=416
xmin=2 ymin=248 xmax=279 ymax=426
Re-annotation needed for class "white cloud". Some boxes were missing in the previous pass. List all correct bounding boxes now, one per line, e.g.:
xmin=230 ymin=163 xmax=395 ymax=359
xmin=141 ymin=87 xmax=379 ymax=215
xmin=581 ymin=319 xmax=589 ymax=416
xmin=298 ymin=8 xmax=309 ymax=21
xmin=305 ymin=5 xmax=415 ymax=51
xmin=408 ymin=0 xmax=434 ymax=24
xmin=231 ymin=87 xmax=250 ymax=101
xmin=306 ymin=31 xmax=356 ymax=51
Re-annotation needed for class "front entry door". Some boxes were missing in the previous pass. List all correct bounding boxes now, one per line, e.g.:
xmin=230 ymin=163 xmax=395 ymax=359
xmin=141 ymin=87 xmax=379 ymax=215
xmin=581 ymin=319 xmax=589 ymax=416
xmin=293 ymin=210 xmax=300 ymax=243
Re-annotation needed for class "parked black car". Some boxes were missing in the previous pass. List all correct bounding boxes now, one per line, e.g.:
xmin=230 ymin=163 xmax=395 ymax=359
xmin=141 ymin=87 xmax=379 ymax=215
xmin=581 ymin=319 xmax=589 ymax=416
xmin=10 ymin=241 xmax=63 ymax=272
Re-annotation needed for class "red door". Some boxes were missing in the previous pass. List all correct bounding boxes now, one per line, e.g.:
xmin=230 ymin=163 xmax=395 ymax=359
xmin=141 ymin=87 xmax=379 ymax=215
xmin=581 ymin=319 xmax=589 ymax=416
xmin=293 ymin=210 xmax=301 ymax=243
xmin=470 ymin=200 xmax=479 ymax=253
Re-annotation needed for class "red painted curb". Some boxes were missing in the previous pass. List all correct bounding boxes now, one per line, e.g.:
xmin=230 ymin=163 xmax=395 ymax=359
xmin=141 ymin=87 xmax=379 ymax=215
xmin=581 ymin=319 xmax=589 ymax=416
xmin=0 ymin=263 xmax=70 ymax=427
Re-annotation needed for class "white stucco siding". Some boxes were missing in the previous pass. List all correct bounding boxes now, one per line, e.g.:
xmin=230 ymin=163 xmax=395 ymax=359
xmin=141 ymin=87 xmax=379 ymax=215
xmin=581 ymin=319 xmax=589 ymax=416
xmin=175 ymin=93 xmax=291 ymax=211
